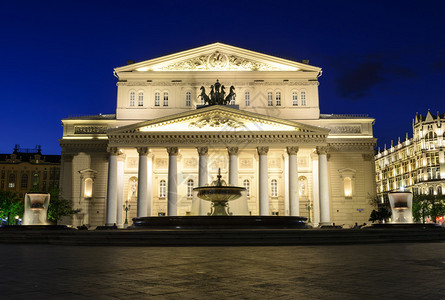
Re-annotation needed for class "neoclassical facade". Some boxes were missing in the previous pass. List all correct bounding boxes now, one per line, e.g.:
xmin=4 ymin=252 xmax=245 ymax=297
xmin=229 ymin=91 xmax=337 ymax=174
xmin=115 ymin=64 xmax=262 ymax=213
xmin=60 ymin=43 xmax=376 ymax=227
xmin=375 ymin=110 xmax=445 ymax=198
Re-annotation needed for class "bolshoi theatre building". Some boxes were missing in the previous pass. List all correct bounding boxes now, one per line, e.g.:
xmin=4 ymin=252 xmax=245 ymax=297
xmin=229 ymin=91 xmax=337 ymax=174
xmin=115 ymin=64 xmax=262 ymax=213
xmin=59 ymin=43 xmax=377 ymax=228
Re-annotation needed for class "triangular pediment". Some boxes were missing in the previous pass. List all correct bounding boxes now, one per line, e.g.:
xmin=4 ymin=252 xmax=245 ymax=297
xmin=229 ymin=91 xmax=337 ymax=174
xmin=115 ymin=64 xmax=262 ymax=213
xmin=109 ymin=106 xmax=329 ymax=135
xmin=115 ymin=43 xmax=321 ymax=73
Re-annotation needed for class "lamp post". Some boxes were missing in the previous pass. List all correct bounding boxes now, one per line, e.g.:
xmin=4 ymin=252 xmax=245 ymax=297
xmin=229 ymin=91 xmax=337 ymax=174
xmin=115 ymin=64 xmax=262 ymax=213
xmin=123 ymin=200 xmax=131 ymax=227
xmin=305 ymin=199 xmax=312 ymax=223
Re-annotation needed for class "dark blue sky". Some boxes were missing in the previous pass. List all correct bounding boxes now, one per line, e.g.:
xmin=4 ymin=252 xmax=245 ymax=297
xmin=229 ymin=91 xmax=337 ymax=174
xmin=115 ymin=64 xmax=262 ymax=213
xmin=1 ymin=0 xmax=444 ymax=154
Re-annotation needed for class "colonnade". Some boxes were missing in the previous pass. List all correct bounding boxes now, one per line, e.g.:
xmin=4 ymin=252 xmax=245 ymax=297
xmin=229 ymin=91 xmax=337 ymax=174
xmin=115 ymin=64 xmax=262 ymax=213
xmin=105 ymin=146 xmax=331 ymax=226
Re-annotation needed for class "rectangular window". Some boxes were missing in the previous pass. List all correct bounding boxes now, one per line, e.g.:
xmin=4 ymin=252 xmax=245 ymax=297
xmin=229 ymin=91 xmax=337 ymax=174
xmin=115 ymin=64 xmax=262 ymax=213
xmin=292 ymin=92 xmax=298 ymax=106
xmin=163 ymin=92 xmax=168 ymax=106
xmin=155 ymin=93 xmax=160 ymax=106
xmin=8 ymin=183 xmax=14 ymax=188
xmin=267 ymin=92 xmax=273 ymax=106
xmin=138 ymin=92 xmax=144 ymax=106
xmin=301 ymin=91 xmax=306 ymax=106
xmin=245 ymin=91 xmax=250 ymax=106
xmin=275 ymin=92 xmax=281 ymax=106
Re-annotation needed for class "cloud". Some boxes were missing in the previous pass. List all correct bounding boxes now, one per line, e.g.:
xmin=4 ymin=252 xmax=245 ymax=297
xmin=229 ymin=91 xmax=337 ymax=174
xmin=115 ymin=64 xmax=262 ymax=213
xmin=335 ymin=61 xmax=384 ymax=100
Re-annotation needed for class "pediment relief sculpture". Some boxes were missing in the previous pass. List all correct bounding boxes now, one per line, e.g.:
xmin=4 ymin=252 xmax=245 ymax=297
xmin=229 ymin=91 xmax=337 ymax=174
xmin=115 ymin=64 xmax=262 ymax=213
xmin=189 ymin=115 xmax=245 ymax=129
xmin=152 ymin=51 xmax=289 ymax=71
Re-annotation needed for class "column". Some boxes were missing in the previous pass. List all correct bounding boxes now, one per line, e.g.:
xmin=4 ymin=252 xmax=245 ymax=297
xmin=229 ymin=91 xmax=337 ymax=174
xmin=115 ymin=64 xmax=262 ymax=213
xmin=311 ymin=152 xmax=320 ymax=226
xmin=167 ymin=147 xmax=178 ymax=216
xmin=318 ymin=146 xmax=330 ymax=225
xmin=228 ymin=147 xmax=249 ymax=215
xmin=105 ymin=147 xmax=118 ymax=226
xmin=257 ymin=146 xmax=269 ymax=216
xmin=137 ymin=147 xmax=149 ymax=217
xmin=116 ymin=155 xmax=125 ymax=227
xmin=147 ymin=154 xmax=153 ymax=216
xmin=197 ymin=147 xmax=208 ymax=186
xmin=287 ymin=146 xmax=299 ymax=216
xmin=197 ymin=147 xmax=210 ymax=215
xmin=228 ymin=147 xmax=239 ymax=186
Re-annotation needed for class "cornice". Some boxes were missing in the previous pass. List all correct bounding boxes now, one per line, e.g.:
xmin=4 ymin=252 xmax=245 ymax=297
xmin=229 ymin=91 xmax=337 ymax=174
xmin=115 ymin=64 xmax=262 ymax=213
xmin=107 ymin=132 xmax=327 ymax=147
xmin=116 ymin=80 xmax=319 ymax=87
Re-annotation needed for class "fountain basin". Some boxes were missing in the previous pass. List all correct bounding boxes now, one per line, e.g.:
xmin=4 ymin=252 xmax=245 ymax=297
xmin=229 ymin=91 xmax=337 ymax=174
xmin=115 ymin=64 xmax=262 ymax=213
xmin=194 ymin=186 xmax=245 ymax=202
xmin=131 ymin=216 xmax=308 ymax=229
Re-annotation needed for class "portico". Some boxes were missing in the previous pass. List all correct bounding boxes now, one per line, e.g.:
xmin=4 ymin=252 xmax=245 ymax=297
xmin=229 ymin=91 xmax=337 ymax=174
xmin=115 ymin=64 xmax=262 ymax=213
xmin=103 ymin=105 xmax=330 ymax=223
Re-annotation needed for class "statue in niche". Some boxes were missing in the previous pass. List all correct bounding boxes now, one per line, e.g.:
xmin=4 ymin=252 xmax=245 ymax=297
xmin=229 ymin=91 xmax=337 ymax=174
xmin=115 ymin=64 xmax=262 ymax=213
xmin=199 ymin=80 xmax=235 ymax=106
xmin=299 ymin=178 xmax=306 ymax=197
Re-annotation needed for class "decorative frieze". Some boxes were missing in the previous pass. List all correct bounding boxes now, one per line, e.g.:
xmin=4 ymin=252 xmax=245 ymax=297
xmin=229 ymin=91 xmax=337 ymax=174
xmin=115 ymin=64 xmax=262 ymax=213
xmin=74 ymin=126 xmax=108 ymax=134
xmin=328 ymin=125 xmax=361 ymax=134
xmin=108 ymin=133 xmax=327 ymax=147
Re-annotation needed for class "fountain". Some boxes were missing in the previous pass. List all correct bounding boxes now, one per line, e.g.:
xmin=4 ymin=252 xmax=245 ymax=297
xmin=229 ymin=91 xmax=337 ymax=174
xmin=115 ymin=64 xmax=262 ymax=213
xmin=131 ymin=169 xmax=307 ymax=229
xmin=388 ymin=191 xmax=413 ymax=223
xmin=23 ymin=193 xmax=50 ymax=225
xmin=193 ymin=169 xmax=245 ymax=216
xmin=366 ymin=190 xmax=441 ymax=229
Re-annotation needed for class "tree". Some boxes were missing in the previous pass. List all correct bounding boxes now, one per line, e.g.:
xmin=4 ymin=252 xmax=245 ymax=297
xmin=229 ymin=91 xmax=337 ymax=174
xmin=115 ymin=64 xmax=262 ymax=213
xmin=47 ymin=186 xmax=76 ymax=222
xmin=368 ymin=193 xmax=392 ymax=223
xmin=412 ymin=194 xmax=445 ymax=223
xmin=0 ymin=191 xmax=24 ymax=225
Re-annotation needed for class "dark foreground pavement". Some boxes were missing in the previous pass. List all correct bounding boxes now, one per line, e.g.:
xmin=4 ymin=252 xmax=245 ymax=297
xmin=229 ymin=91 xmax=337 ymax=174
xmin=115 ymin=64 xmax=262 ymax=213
xmin=1 ymin=243 xmax=445 ymax=299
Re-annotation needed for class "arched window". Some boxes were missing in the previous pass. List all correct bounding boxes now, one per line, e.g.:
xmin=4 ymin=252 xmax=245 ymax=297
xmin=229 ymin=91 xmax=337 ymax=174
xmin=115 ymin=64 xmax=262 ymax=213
xmin=159 ymin=180 xmax=166 ymax=198
xmin=243 ymin=179 xmax=250 ymax=197
xmin=292 ymin=91 xmax=298 ymax=106
xmin=33 ymin=173 xmax=39 ymax=188
xmin=163 ymin=92 xmax=169 ymax=106
xmin=429 ymin=186 xmax=434 ymax=195
xmin=230 ymin=94 xmax=235 ymax=105
xmin=185 ymin=91 xmax=191 ymax=106
xmin=271 ymin=179 xmax=278 ymax=197
xmin=155 ymin=92 xmax=160 ymax=106
xmin=267 ymin=92 xmax=273 ymax=106
xmin=301 ymin=91 xmax=306 ymax=106
xmin=129 ymin=91 xmax=135 ymax=107
xmin=344 ymin=177 xmax=352 ymax=197
xmin=187 ymin=179 xmax=194 ymax=198
xmin=245 ymin=91 xmax=250 ymax=106
xmin=438 ymin=186 xmax=443 ymax=195
xmin=21 ymin=174 xmax=28 ymax=188
xmin=138 ymin=92 xmax=144 ymax=106
xmin=275 ymin=92 xmax=281 ymax=106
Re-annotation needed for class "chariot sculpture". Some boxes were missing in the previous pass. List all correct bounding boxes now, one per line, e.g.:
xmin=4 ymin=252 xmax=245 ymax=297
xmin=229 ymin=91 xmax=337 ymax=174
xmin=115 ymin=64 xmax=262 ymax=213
xmin=199 ymin=80 xmax=235 ymax=106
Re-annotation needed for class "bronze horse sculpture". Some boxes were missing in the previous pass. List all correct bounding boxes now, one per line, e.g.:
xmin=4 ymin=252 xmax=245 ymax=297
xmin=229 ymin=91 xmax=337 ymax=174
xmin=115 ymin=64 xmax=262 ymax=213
xmin=199 ymin=81 xmax=236 ymax=106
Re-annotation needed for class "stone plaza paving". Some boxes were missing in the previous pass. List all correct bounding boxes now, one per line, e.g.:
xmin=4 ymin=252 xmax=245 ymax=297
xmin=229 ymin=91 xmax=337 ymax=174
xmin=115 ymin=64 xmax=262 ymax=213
xmin=1 ymin=242 xmax=445 ymax=299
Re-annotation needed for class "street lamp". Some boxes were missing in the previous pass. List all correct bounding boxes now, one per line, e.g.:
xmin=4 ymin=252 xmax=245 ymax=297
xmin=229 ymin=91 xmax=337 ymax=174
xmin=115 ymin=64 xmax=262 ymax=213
xmin=305 ymin=200 xmax=312 ymax=223
xmin=123 ymin=200 xmax=131 ymax=227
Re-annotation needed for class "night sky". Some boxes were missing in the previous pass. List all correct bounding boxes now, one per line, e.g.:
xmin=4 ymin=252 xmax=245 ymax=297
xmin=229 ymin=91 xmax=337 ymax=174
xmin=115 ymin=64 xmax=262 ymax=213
xmin=1 ymin=0 xmax=444 ymax=154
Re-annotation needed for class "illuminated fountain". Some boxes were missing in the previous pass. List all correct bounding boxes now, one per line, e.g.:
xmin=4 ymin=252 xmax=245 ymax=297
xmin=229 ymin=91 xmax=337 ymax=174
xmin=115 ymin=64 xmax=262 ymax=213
xmin=388 ymin=191 xmax=413 ymax=223
xmin=193 ymin=169 xmax=245 ymax=216
xmin=131 ymin=169 xmax=307 ymax=229
xmin=23 ymin=193 xmax=50 ymax=225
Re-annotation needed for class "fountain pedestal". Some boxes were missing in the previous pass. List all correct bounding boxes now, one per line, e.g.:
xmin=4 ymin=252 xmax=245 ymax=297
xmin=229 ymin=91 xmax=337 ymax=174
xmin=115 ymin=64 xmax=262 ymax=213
xmin=23 ymin=193 xmax=50 ymax=225
xmin=389 ymin=191 xmax=413 ymax=223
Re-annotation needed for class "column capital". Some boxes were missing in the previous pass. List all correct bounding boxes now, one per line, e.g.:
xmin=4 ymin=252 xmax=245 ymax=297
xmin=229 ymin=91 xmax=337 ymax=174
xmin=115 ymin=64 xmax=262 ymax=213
xmin=227 ymin=146 xmax=239 ymax=156
xmin=137 ymin=147 xmax=150 ymax=155
xmin=196 ymin=146 xmax=208 ymax=156
xmin=257 ymin=146 xmax=269 ymax=155
xmin=286 ymin=146 xmax=299 ymax=155
xmin=107 ymin=147 xmax=119 ymax=155
xmin=166 ymin=147 xmax=179 ymax=156
xmin=316 ymin=146 xmax=329 ymax=155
